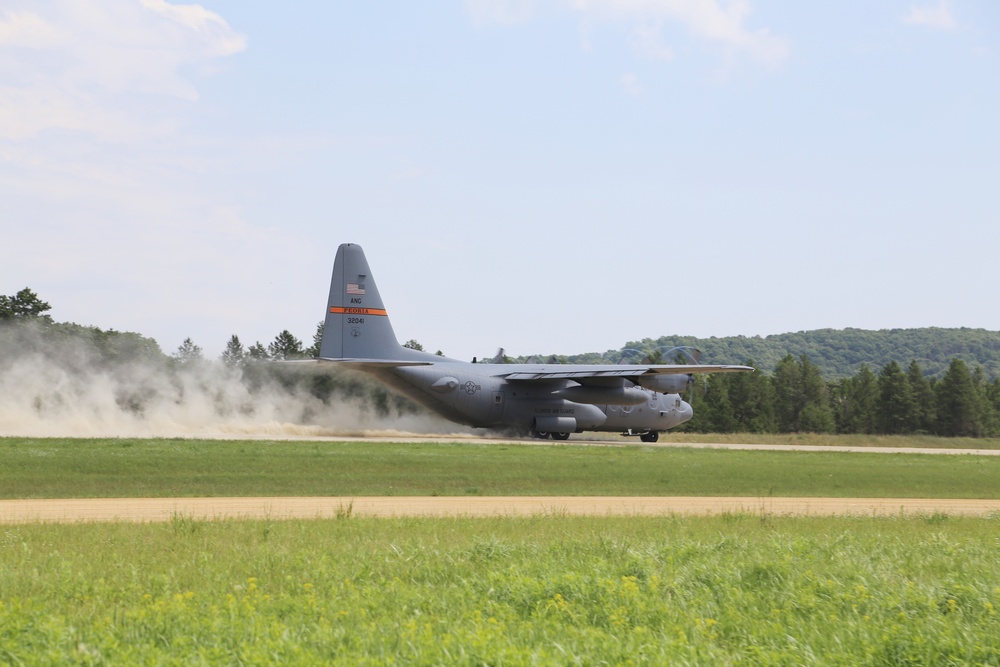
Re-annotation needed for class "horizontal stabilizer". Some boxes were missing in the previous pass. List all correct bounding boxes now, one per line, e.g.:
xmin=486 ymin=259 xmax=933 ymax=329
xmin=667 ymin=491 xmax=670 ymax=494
xmin=317 ymin=358 xmax=434 ymax=371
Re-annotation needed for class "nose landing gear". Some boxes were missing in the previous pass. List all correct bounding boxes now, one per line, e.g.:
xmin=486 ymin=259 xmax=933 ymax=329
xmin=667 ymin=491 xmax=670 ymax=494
xmin=621 ymin=429 xmax=660 ymax=443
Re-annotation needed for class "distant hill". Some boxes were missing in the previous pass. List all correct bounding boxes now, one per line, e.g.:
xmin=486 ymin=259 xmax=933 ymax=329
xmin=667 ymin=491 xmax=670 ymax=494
xmin=526 ymin=328 xmax=1000 ymax=379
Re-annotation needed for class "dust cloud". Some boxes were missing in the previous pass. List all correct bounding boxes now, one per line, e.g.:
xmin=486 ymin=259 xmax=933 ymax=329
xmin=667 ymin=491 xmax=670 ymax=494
xmin=0 ymin=324 xmax=468 ymax=439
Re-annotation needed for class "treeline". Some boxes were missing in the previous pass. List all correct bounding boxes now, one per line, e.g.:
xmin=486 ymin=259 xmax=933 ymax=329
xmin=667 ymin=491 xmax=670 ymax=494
xmin=545 ymin=328 xmax=1000 ymax=379
xmin=7 ymin=287 xmax=1000 ymax=437
xmin=681 ymin=355 xmax=1000 ymax=438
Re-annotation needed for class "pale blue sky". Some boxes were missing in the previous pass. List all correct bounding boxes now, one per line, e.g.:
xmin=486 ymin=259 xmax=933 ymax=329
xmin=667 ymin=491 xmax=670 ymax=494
xmin=1 ymin=1 xmax=997 ymax=362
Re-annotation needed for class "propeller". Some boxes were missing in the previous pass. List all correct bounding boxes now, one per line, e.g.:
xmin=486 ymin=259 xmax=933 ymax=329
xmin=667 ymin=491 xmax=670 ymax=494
xmin=661 ymin=346 xmax=704 ymax=401
xmin=662 ymin=346 xmax=702 ymax=365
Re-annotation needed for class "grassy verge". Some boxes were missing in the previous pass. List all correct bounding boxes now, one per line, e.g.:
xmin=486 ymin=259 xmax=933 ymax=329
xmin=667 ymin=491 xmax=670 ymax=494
xmin=2 ymin=436 xmax=1000 ymax=499
xmin=1 ymin=515 xmax=998 ymax=665
xmin=660 ymin=432 xmax=1000 ymax=449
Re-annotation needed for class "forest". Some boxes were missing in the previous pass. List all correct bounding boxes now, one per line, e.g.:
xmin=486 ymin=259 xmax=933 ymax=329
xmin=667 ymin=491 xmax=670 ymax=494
xmin=4 ymin=287 xmax=1000 ymax=437
xmin=534 ymin=328 xmax=1000 ymax=380
xmin=676 ymin=354 xmax=1000 ymax=437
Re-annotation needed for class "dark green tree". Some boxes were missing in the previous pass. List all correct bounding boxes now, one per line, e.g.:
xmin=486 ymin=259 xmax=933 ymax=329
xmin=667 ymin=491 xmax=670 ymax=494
xmin=306 ymin=321 xmax=324 ymax=358
xmin=772 ymin=355 xmax=802 ymax=432
xmin=700 ymin=374 xmax=737 ymax=432
xmin=221 ymin=335 xmax=245 ymax=366
xmin=798 ymin=402 xmax=836 ymax=433
xmin=934 ymin=359 xmax=984 ymax=437
xmin=876 ymin=361 xmax=916 ymax=434
xmin=0 ymin=288 xmax=52 ymax=320
xmin=906 ymin=361 xmax=936 ymax=433
xmin=971 ymin=365 xmax=998 ymax=436
xmin=247 ymin=341 xmax=270 ymax=361
xmin=726 ymin=360 xmax=776 ymax=433
xmin=832 ymin=364 xmax=878 ymax=434
xmin=986 ymin=378 xmax=1000 ymax=435
xmin=172 ymin=337 xmax=204 ymax=365
xmin=773 ymin=355 xmax=834 ymax=433
xmin=268 ymin=330 xmax=304 ymax=360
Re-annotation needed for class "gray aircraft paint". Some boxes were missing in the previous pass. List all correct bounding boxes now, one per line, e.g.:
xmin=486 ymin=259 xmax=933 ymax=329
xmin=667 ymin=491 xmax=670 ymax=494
xmin=315 ymin=243 xmax=753 ymax=440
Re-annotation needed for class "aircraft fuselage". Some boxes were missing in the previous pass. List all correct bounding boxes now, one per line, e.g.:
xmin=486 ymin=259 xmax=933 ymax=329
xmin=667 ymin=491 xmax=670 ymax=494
xmin=370 ymin=362 xmax=693 ymax=436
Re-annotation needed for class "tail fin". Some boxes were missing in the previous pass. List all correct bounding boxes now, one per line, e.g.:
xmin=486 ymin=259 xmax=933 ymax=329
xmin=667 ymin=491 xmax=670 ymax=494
xmin=319 ymin=243 xmax=407 ymax=360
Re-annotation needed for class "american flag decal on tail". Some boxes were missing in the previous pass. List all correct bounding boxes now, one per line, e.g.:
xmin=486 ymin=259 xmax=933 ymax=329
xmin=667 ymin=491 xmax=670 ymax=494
xmin=347 ymin=283 xmax=366 ymax=295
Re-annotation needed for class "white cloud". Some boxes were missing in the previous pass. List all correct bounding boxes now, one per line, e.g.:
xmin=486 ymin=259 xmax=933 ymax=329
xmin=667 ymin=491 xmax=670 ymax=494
xmin=621 ymin=72 xmax=643 ymax=95
xmin=0 ymin=1 xmax=265 ymax=354
xmin=0 ymin=0 xmax=247 ymax=141
xmin=140 ymin=0 xmax=247 ymax=57
xmin=0 ymin=9 xmax=64 ymax=48
xmin=627 ymin=21 xmax=675 ymax=61
xmin=465 ymin=0 xmax=539 ymax=26
xmin=584 ymin=0 xmax=789 ymax=65
xmin=468 ymin=0 xmax=789 ymax=66
xmin=0 ymin=0 xmax=251 ymax=259
xmin=903 ymin=1 xmax=957 ymax=30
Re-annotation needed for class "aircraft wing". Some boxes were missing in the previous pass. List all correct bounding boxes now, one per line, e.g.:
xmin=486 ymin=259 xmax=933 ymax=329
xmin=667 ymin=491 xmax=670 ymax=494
xmin=498 ymin=364 xmax=753 ymax=381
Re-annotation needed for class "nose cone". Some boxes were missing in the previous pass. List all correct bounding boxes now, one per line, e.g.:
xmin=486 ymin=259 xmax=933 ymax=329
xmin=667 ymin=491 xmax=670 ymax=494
xmin=678 ymin=399 xmax=694 ymax=425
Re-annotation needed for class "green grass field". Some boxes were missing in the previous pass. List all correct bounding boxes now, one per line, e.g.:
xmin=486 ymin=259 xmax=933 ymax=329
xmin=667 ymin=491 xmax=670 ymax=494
xmin=2 ymin=515 xmax=999 ymax=665
xmin=3 ymin=435 xmax=1000 ymax=664
xmin=659 ymin=432 xmax=1000 ymax=450
xmin=2 ymin=436 xmax=1000 ymax=499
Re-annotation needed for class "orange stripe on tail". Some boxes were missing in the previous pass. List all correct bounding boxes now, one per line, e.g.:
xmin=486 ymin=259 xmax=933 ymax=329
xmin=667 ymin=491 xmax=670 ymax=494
xmin=329 ymin=306 xmax=388 ymax=316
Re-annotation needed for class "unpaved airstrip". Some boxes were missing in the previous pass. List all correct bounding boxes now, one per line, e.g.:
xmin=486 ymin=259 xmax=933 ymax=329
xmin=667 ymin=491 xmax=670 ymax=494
xmin=4 ymin=439 xmax=999 ymax=523
xmin=3 ymin=496 xmax=1000 ymax=524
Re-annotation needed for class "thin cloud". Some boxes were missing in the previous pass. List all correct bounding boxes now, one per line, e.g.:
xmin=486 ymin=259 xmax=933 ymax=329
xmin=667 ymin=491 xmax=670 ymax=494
xmin=0 ymin=9 xmax=64 ymax=47
xmin=468 ymin=0 xmax=789 ymax=66
xmin=903 ymin=1 xmax=957 ymax=30
xmin=140 ymin=0 xmax=247 ymax=57
xmin=0 ymin=0 xmax=247 ymax=141
xmin=0 ymin=1 xmax=261 ymax=357
xmin=465 ymin=0 xmax=538 ymax=26
xmin=627 ymin=21 xmax=676 ymax=61
xmin=621 ymin=72 xmax=643 ymax=95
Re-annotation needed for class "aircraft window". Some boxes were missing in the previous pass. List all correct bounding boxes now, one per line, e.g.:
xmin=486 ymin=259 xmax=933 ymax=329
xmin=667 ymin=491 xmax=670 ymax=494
xmin=494 ymin=395 xmax=502 ymax=404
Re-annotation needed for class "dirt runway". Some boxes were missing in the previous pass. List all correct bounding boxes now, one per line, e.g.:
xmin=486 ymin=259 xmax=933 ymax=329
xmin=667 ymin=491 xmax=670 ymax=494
xmin=3 ymin=496 xmax=1000 ymax=524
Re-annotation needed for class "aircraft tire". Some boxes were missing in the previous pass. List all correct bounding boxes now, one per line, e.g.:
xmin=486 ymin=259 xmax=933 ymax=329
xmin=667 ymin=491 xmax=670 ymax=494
xmin=531 ymin=430 xmax=551 ymax=440
xmin=551 ymin=432 xmax=571 ymax=441
xmin=640 ymin=431 xmax=659 ymax=443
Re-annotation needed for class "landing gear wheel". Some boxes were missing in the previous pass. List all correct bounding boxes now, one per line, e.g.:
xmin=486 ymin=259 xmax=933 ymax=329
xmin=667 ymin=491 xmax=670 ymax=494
xmin=531 ymin=430 xmax=551 ymax=440
xmin=551 ymin=432 xmax=571 ymax=441
xmin=639 ymin=431 xmax=659 ymax=443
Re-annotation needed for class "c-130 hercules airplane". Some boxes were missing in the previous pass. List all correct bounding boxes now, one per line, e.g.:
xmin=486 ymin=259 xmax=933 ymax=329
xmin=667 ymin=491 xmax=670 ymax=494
xmin=313 ymin=243 xmax=753 ymax=441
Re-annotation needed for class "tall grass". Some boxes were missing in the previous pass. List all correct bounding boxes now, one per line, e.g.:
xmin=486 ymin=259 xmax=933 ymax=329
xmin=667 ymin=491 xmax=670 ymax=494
xmin=1 ymin=515 xmax=998 ymax=664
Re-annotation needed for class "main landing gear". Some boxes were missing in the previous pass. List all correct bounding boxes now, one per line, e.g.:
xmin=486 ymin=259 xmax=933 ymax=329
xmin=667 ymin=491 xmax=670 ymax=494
xmin=530 ymin=430 xmax=571 ymax=441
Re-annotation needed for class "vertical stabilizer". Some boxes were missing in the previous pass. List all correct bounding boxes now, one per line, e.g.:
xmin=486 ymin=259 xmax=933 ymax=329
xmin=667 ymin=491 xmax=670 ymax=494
xmin=319 ymin=243 xmax=405 ymax=360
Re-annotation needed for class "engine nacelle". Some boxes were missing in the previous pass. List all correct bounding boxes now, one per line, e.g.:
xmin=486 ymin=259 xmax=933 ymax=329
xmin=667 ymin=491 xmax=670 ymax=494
xmin=636 ymin=374 xmax=690 ymax=394
xmin=534 ymin=416 xmax=577 ymax=433
xmin=553 ymin=385 xmax=648 ymax=406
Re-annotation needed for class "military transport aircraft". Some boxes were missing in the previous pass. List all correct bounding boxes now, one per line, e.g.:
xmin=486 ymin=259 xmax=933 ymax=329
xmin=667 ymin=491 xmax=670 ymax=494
xmin=312 ymin=243 xmax=753 ymax=441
